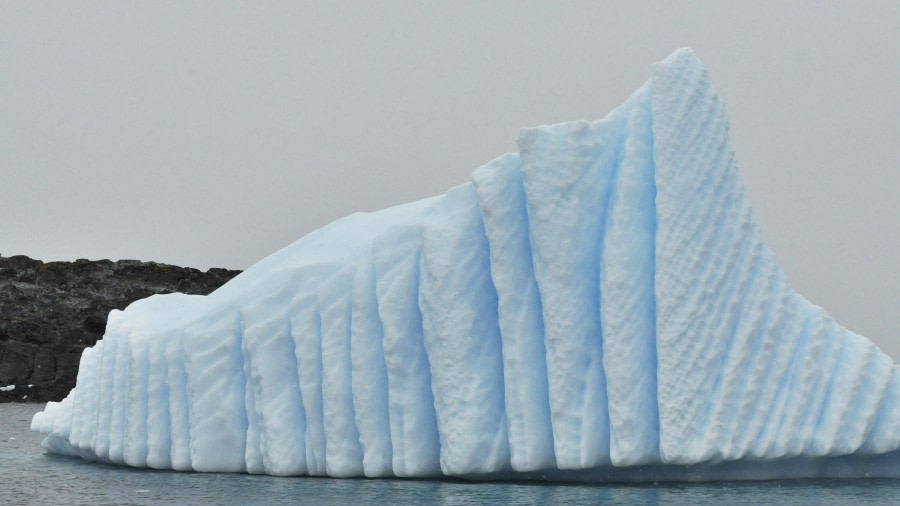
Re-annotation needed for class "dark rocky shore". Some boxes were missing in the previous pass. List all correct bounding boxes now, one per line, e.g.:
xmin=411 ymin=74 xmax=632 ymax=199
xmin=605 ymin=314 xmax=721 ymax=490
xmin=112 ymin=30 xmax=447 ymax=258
xmin=0 ymin=255 xmax=240 ymax=403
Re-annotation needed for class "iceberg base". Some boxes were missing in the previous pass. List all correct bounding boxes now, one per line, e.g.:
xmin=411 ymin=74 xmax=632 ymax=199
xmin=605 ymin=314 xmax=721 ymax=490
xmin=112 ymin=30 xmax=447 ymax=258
xmin=40 ymin=428 xmax=900 ymax=483
xmin=461 ymin=451 xmax=900 ymax=483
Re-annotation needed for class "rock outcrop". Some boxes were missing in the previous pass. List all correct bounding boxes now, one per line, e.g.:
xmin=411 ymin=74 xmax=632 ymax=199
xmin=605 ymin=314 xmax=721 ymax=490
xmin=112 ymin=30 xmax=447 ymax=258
xmin=0 ymin=255 xmax=240 ymax=402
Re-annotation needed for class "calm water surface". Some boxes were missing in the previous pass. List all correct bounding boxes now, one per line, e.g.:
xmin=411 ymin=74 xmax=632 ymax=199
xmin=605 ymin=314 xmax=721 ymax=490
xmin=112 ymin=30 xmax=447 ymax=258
xmin=3 ymin=403 xmax=898 ymax=505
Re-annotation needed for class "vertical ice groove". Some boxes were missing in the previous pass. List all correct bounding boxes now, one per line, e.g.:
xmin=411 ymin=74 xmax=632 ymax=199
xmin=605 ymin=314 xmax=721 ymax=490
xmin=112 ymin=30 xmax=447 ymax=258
xmin=283 ymin=316 xmax=310 ymax=470
xmin=350 ymin=255 xmax=394 ymax=477
xmin=73 ymin=380 xmax=85 ymax=449
xmin=373 ymin=223 xmax=442 ymax=477
xmin=241 ymin=314 xmax=264 ymax=474
xmin=318 ymin=266 xmax=365 ymax=477
xmin=146 ymin=334 xmax=171 ymax=469
xmin=472 ymin=152 xmax=555 ymax=472
xmin=92 ymin=318 xmax=118 ymax=460
xmin=68 ymin=347 xmax=85 ymax=449
xmin=419 ymin=183 xmax=510 ymax=475
xmin=291 ymin=291 xmax=328 ymax=476
xmin=165 ymin=329 xmax=192 ymax=470
xmin=68 ymin=347 xmax=90 ymax=449
xmin=518 ymin=98 xmax=633 ymax=467
xmin=87 ymin=340 xmax=107 ymax=454
xmin=599 ymin=82 xmax=660 ymax=466
xmin=108 ymin=318 xmax=131 ymax=465
xmin=66 ymin=351 xmax=85 ymax=449
xmin=244 ymin=312 xmax=268 ymax=475
xmin=183 ymin=305 xmax=249 ymax=473
xmin=85 ymin=346 xmax=101 ymax=451
xmin=242 ymin=273 xmax=310 ymax=476
xmin=124 ymin=329 xmax=150 ymax=467
xmin=87 ymin=344 xmax=103 ymax=452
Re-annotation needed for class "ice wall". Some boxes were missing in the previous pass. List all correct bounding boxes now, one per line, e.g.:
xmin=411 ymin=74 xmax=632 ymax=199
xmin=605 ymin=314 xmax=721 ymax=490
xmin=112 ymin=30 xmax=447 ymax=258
xmin=31 ymin=48 xmax=900 ymax=481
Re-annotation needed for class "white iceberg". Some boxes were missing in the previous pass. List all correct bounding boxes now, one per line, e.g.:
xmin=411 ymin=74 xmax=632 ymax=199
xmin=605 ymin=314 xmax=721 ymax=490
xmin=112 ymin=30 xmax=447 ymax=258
xmin=31 ymin=48 xmax=899 ymax=481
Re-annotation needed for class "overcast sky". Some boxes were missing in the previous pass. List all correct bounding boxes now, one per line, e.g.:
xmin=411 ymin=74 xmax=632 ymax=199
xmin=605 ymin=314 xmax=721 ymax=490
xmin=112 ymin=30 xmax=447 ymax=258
xmin=2 ymin=1 xmax=897 ymax=359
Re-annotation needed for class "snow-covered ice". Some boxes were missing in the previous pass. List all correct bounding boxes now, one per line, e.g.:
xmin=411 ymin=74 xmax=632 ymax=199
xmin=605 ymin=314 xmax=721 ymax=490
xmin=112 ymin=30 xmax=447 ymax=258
xmin=31 ymin=48 xmax=900 ymax=481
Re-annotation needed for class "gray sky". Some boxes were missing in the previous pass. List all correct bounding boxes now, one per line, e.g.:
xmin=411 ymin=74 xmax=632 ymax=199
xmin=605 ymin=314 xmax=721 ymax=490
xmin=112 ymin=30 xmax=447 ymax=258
xmin=2 ymin=1 xmax=897 ymax=359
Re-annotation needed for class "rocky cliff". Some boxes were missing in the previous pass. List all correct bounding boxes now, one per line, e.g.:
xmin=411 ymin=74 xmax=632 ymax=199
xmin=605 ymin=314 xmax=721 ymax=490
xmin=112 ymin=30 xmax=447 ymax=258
xmin=0 ymin=255 xmax=240 ymax=402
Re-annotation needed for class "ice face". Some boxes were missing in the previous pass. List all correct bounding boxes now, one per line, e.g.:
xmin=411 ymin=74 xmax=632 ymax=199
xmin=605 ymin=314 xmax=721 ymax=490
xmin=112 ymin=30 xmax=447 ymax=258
xmin=31 ymin=48 xmax=900 ymax=481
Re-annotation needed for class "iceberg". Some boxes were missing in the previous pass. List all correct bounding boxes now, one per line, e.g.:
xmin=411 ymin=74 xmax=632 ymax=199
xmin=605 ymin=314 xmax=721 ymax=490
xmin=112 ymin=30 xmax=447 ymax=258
xmin=31 ymin=48 xmax=900 ymax=481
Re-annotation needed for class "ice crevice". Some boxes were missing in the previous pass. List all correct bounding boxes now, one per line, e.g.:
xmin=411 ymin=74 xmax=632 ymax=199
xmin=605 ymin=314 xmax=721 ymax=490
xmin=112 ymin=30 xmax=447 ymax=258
xmin=31 ymin=48 xmax=900 ymax=482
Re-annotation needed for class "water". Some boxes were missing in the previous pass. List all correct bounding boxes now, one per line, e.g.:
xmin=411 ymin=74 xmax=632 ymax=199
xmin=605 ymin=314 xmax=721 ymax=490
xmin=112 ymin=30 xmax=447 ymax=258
xmin=3 ymin=403 xmax=899 ymax=505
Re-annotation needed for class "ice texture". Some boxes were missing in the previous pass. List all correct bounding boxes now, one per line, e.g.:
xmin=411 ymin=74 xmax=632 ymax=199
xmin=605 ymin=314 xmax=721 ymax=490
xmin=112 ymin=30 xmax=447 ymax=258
xmin=31 ymin=48 xmax=900 ymax=481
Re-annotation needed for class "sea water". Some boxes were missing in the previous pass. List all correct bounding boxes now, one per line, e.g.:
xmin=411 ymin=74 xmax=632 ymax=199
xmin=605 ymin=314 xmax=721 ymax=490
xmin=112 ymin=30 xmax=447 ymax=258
xmin=3 ymin=403 xmax=898 ymax=505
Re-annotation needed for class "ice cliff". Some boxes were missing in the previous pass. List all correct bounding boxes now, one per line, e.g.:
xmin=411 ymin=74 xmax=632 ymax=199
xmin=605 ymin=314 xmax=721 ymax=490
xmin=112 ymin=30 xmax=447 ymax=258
xmin=31 ymin=49 xmax=900 ymax=481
